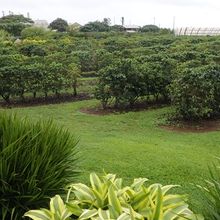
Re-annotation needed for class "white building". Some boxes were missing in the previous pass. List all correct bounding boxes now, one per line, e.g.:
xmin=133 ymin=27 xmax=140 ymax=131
xmin=34 ymin=20 xmax=49 ymax=28
xmin=123 ymin=25 xmax=140 ymax=33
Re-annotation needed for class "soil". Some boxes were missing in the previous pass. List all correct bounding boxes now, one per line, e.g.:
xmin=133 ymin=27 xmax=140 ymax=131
xmin=80 ymin=107 xmax=118 ymax=115
xmin=0 ymin=93 xmax=92 ymax=108
xmin=161 ymin=119 xmax=220 ymax=133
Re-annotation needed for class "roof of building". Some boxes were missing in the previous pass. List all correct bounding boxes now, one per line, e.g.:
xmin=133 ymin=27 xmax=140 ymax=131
xmin=124 ymin=25 xmax=140 ymax=29
xmin=69 ymin=22 xmax=82 ymax=27
xmin=34 ymin=20 xmax=48 ymax=25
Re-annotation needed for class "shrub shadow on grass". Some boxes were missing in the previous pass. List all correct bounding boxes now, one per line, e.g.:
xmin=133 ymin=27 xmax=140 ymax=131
xmin=80 ymin=100 xmax=169 ymax=116
xmin=0 ymin=93 xmax=92 ymax=108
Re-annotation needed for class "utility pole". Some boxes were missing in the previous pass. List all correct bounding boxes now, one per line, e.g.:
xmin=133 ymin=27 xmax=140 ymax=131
xmin=121 ymin=17 xmax=124 ymax=26
xmin=172 ymin=16 xmax=176 ymax=31
xmin=2 ymin=11 xmax=5 ymax=17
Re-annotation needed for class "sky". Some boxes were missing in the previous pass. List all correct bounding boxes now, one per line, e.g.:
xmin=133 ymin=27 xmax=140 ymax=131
xmin=1 ymin=0 xmax=220 ymax=28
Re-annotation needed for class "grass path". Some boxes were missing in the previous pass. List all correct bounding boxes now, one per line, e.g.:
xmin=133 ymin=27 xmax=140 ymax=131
xmin=4 ymin=99 xmax=220 ymax=212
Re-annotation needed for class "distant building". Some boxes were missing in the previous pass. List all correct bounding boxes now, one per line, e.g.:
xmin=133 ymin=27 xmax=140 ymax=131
xmin=175 ymin=27 xmax=220 ymax=36
xmin=68 ymin=22 xmax=81 ymax=32
xmin=34 ymin=20 xmax=48 ymax=28
xmin=69 ymin=22 xmax=81 ymax=27
xmin=124 ymin=25 xmax=140 ymax=33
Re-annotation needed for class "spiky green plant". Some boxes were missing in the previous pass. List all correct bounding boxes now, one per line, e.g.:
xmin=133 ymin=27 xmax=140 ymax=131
xmin=25 ymin=172 xmax=203 ymax=220
xmin=0 ymin=113 xmax=79 ymax=219
xmin=198 ymin=157 xmax=220 ymax=220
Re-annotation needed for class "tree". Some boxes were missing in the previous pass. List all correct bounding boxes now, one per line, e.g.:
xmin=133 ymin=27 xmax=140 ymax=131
xmin=170 ymin=65 xmax=220 ymax=120
xmin=0 ymin=29 xmax=11 ymax=41
xmin=0 ymin=14 xmax=33 ymax=24
xmin=95 ymin=59 xmax=144 ymax=108
xmin=103 ymin=18 xmax=111 ymax=26
xmin=0 ymin=54 xmax=24 ymax=102
xmin=141 ymin=24 xmax=160 ymax=33
xmin=48 ymin=18 xmax=68 ymax=32
xmin=20 ymin=44 xmax=47 ymax=57
xmin=0 ymin=14 xmax=33 ymax=36
xmin=80 ymin=20 xmax=110 ymax=32
xmin=71 ymin=50 xmax=96 ymax=72
xmin=67 ymin=63 xmax=81 ymax=96
xmin=111 ymin=25 xmax=125 ymax=32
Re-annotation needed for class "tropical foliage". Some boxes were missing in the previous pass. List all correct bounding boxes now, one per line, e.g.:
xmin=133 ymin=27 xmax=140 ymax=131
xmin=24 ymin=172 xmax=202 ymax=220
xmin=24 ymin=195 xmax=72 ymax=220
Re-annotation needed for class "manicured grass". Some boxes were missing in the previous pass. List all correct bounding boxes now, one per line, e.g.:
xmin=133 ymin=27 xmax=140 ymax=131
xmin=2 ymin=99 xmax=220 ymax=212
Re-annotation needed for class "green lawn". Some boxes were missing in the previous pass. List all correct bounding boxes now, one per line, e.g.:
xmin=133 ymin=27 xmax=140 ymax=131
xmin=3 ymin=99 xmax=220 ymax=212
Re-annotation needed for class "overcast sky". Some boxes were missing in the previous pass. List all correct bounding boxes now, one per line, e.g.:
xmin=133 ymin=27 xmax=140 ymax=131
xmin=1 ymin=0 xmax=220 ymax=28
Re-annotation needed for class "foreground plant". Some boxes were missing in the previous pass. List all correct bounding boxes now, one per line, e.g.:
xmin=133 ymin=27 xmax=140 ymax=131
xmin=24 ymin=195 xmax=72 ymax=220
xmin=198 ymin=157 xmax=220 ymax=220
xmin=0 ymin=113 xmax=78 ymax=219
xmin=25 ymin=172 xmax=203 ymax=220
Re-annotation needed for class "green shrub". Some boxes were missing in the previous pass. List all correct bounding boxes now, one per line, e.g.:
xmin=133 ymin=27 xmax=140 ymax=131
xmin=170 ymin=66 xmax=220 ymax=120
xmin=0 ymin=63 xmax=43 ymax=102
xmin=25 ymin=172 xmax=202 ymax=220
xmin=95 ymin=57 xmax=174 ymax=109
xmin=21 ymin=26 xmax=52 ymax=39
xmin=20 ymin=44 xmax=47 ymax=56
xmin=95 ymin=58 xmax=145 ymax=108
xmin=0 ymin=58 xmax=77 ymax=102
xmin=0 ymin=113 xmax=79 ymax=219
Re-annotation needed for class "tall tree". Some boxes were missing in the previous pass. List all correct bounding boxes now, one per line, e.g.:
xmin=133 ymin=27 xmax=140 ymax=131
xmin=49 ymin=18 xmax=68 ymax=32
xmin=0 ymin=14 xmax=33 ymax=36
xmin=0 ymin=14 xmax=33 ymax=24
xmin=141 ymin=25 xmax=160 ymax=33
xmin=80 ymin=19 xmax=110 ymax=32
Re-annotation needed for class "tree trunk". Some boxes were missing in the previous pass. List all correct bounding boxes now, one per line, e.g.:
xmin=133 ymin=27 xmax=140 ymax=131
xmin=33 ymin=91 xmax=36 ymax=99
xmin=73 ymin=85 xmax=77 ymax=96
xmin=55 ymin=90 xmax=60 ymax=97
xmin=20 ymin=90 xmax=25 ymax=102
xmin=44 ymin=92 xmax=48 ymax=98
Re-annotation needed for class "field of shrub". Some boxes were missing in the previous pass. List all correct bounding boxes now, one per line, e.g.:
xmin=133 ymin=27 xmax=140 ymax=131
xmin=1 ymin=28 xmax=220 ymax=119
xmin=1 ymin=23 xmax=220 ymax=219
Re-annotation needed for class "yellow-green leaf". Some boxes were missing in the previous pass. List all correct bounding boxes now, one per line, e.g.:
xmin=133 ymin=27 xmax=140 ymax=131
xmin=24 ymin=209 xmax=51 ymax=220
